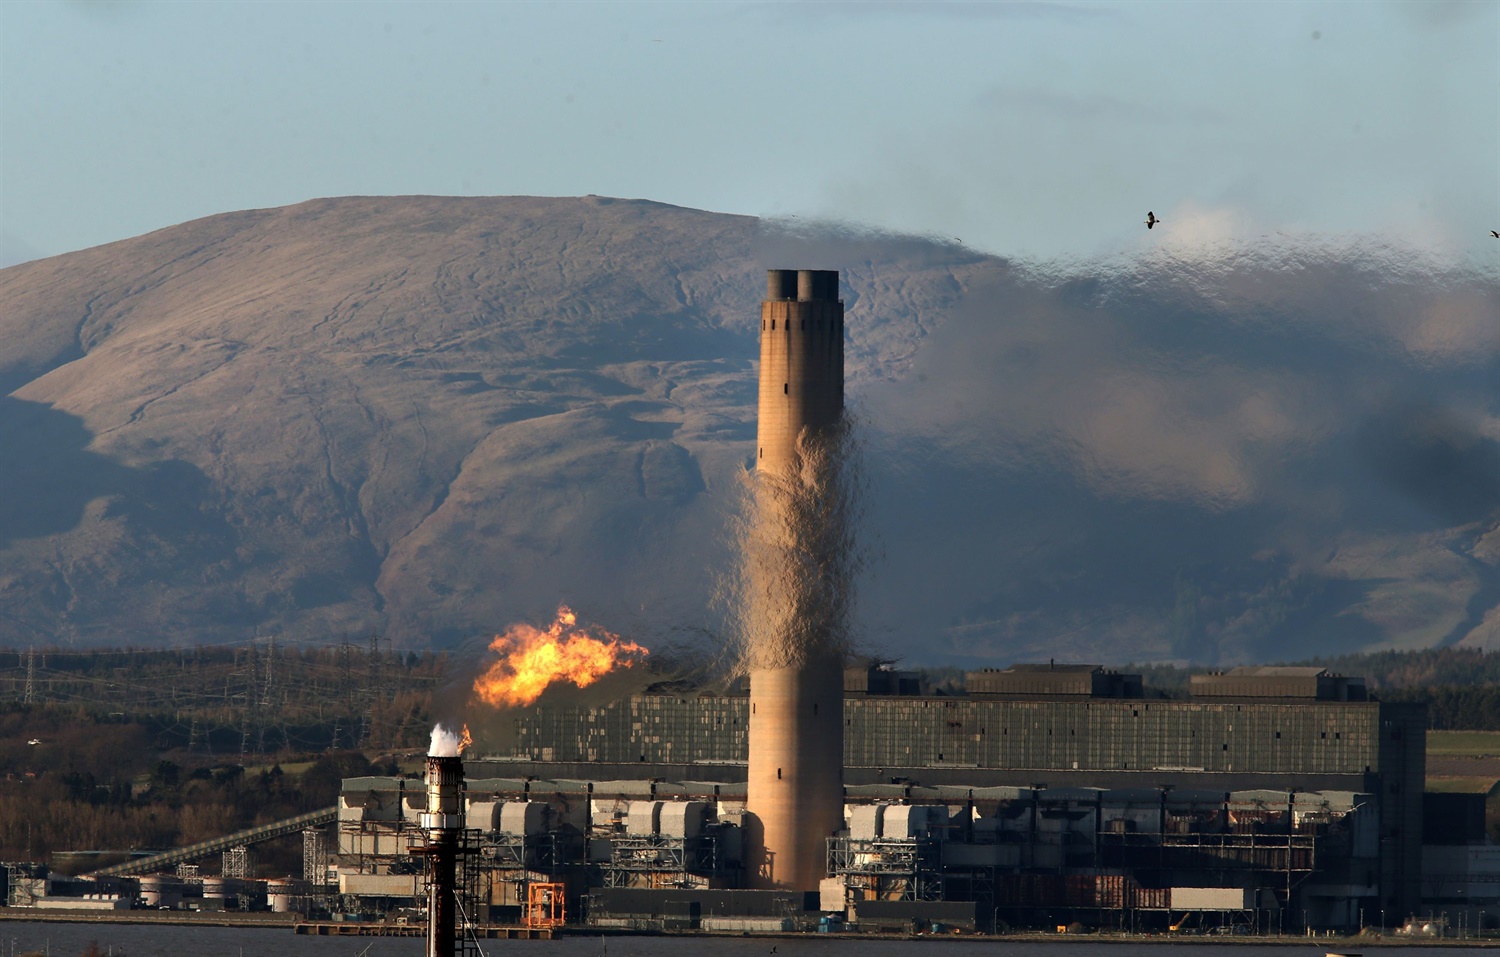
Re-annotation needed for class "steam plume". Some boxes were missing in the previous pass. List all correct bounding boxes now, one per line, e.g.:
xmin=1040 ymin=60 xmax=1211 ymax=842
xmin=428 ymin=723 xmax=469 ymax=757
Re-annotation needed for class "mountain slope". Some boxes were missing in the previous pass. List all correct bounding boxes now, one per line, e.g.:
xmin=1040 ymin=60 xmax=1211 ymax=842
xmin=0 ymin=196 xmax=982 ymax=653
xmin=1 ymin=196 xmax=1497 ymax=665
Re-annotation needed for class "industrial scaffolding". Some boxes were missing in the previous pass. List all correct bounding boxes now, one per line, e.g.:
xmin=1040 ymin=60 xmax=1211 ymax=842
xmin=221 ymin=845 xmax=251 ymax=879
xmin=475 ymin=829 xmax=574 ymax=911
xmin=1100 ymin=829 xmax=1320 ymax=877
xmin=302 ymin=827 xmax=330 ymax=887
xmin=828 ymin=836 xmax=943 ymax=902
xmin=603 ymin=832 xmax=726 ymax=889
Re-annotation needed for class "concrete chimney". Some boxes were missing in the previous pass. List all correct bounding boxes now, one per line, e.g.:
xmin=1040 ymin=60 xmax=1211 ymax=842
xmin=744 ymin=269 xmax=846 ymax=890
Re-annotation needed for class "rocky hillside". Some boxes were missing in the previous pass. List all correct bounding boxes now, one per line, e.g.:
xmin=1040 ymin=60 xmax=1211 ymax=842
xmin=1 ymin=196 xmax=1497 ymax=667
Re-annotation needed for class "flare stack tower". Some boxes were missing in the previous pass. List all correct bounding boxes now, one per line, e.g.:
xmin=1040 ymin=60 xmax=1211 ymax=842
xmin=421 ymin=753 xmax=463 ymax=956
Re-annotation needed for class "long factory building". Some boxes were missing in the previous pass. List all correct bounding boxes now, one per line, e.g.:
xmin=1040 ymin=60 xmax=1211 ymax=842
xmin=317 ymin=663 xmax=1482 ymax=934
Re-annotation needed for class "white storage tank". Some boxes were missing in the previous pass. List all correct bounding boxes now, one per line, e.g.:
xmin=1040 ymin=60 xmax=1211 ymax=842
xmin=467 ymin=800 xmax=502 ymax=831
xmin=500 ymin=800 xmax=548 ymax=837
xmin=626 ymin=800 xmax=662 ymax=836
xmin=658 ymin=801 xmax=707 ymax=839
xmin=200 ymin=877 xmax=228 ymax=909
xmin=848 ymin=804 xmax=884 ymax=841
xmin=138 ymin=876 xmax=183 ymax=908
xmin=882 ymin=805 xmax=928 ymax=839
xmin=265 ymin=878 xmax=297 ymax=913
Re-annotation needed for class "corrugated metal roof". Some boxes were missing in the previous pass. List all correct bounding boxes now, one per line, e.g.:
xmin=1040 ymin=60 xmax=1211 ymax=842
xmin=341 ymin=776 xmax=405 ymax=791
xmin=846 ymin=784 xmax=911 ymax=799
xmin=465 ymin=778 xmax=530 ymax=794
xmin=991 ymin=663 xmax=1102 ymax=674
xmin=1228 ymin=789 xmax=1293 ymax=803
xmin=1037 ymin=787 xmax=1105 ymax=802
xmin=589 ymin=779 xmax=654 ymax=797
xmin=969 ymin=786 xmax=1036 ymax=801
xmin=1101 ymin=788 xmax=1165 ymax=804
xmin=1164 ymin=789 xmax=1228 ymax=805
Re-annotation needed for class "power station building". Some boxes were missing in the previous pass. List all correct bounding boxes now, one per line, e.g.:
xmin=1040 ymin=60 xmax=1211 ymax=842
xmin=313 ymin=269 xmax=1455 ymax=936
xmin=328 ymin=664 xmax=1438 ymax=934
xmin=316 ymin=270 xmax=1454 ymax=935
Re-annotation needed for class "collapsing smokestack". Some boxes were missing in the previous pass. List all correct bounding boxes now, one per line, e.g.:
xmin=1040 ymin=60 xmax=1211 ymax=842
xmin=422 ymin=730 xmax=465 ymax=957
xmin=742 ymin=269 xmax=849 ymax=891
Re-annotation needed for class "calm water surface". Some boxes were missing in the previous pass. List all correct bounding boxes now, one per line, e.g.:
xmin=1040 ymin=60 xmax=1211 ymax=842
xmin=0 ymin=924 xmax=1477 ymax=957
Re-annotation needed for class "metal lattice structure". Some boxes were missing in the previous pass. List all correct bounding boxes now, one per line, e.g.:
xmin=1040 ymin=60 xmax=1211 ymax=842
xmin=602 ymin=832 xmax=724 ymax=889
xmin=95 ymin=805 xmax=338 ymax=877
xmin=4 ymin=863 xmax=46 ymax=906
xmin=476 ymin=829 xmax=569 ymax=911
xmin=525 ymin=882 xmax=566 ymax=929
xmin=221 ymin=845 xmax=250 ymax=879
xmin=828 ymin=836 xmax=942 ymax=902
xmin=302 ymin=827 xmax=330 ymax=886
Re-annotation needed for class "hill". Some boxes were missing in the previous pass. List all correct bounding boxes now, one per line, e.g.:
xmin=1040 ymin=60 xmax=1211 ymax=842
xmin=1 ymin=196 xmax=1497 ymax=667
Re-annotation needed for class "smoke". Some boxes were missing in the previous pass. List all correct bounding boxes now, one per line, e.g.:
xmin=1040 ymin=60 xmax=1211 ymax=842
xmin=849 ymin=232 xmax=1500 ymax=666
xmin=723 ymin=417 xmax=866 ymax=673
xmin=428 ymin=723 xmax=468 ymax=757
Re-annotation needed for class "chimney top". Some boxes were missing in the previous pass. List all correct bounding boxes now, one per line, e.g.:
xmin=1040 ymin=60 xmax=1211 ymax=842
xmin=766 ymin=269 xmax=838 ymax=302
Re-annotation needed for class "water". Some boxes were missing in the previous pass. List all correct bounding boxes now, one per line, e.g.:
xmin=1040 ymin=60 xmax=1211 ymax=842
xmin=0 ymin=924 xmax=1478 ymax=957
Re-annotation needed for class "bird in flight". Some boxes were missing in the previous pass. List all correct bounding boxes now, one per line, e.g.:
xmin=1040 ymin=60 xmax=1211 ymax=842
xmin=1145 ymin=211 xmax=1161 ymax=230
xmin=1490 ymin=230 xmax=1498 ymax=238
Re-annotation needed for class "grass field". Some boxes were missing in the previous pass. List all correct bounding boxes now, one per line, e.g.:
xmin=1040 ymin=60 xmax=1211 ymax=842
xmin=1426 ymin=731 xmax=1500 ymax=756
xmin=1424 ymin=776 xmax=1500 ymax=795
xmin=1425 ymin=732 xmax=1500 ymax=814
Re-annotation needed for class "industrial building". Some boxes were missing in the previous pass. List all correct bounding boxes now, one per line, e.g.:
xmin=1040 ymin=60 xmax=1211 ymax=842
xmin=304 ymin=663 xmax=1456 ymax=934
xmin=3 ymin=669 xmax=1480 ymax=938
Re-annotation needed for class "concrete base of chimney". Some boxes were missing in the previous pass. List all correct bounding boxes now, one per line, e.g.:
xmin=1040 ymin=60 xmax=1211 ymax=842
xmin=745 ymin=657 xmax=845 ymax=890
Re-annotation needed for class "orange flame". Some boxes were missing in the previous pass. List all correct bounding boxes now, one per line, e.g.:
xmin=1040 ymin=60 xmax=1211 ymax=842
xmin=473 ymin=605 xmax=648 ymax=708
xmin=458 ymin=724 xmax=473 ymax=754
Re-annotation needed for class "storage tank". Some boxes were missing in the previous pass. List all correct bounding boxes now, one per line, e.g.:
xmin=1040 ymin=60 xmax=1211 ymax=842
xmin=265 ymin=878 xmax=299 ymax=913
xmin=848 ymin=805 xmax=884 ymax=841
xmin=472 ymin=800 xmax=502 ymax=831
xmin=499 ymin=800 xmax=547 ymax=837
xmin=658 ymin=801 xmax=707 ymax=839
xmin=626 ymin=801 xmax=663 ymax=836
xmin=883 ymin=805 xmax=929 ymax=839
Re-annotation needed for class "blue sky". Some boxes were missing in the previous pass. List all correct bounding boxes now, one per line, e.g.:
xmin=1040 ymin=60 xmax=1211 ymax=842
xmin=2 ymin=0 xmax=1496 ymax=270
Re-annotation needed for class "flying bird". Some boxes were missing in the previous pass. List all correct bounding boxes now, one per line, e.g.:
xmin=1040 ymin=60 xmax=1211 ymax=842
xmin=1490 ymin=230 xmax=1498 ymax=238
xmin=1145 ymin=211 xmax=1160 ymax=230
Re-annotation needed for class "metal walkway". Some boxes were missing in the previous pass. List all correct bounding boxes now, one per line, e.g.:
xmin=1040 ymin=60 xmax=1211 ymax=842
xmin=93 ymin=806 xmax=338 ymax=877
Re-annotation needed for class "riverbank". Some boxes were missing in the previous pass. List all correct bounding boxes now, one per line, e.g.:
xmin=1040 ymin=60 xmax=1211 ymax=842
xmin=1 ymin=909 xmax=1494 ymax=948
xmin=0 ymin=907 xmax=294 ymax=928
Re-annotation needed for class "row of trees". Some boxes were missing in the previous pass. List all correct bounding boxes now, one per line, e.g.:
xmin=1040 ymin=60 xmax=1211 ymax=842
xmin=0 ymin=700 xmax=390 ymax=871
xmin=1380 ymin=685 xmax=1500 ymax=731
xmin=1119 ymin=647 xmax=1500 ymax=729
xmin=0 ymin=642 xmax=442 ymax=873
xmin=0 ymin=641 xmax=448 ymax=756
